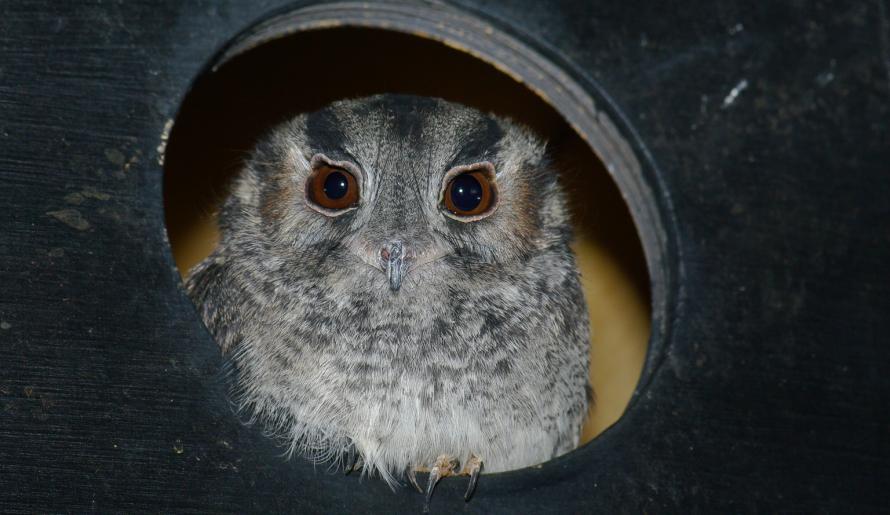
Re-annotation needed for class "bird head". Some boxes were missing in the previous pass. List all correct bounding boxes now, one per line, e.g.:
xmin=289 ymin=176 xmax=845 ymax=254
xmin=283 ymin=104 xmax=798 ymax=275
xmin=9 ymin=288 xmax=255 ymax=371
xmin=223 ymin=94 xmax=569 ymax=294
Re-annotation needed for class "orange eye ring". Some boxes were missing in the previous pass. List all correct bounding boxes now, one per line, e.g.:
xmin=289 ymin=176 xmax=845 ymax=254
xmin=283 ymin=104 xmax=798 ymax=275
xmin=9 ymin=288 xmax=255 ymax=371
xmin=306 ymin=164 xmax=360 ymax=212
xmin=441 ymin=164 xmax=498 ymax=221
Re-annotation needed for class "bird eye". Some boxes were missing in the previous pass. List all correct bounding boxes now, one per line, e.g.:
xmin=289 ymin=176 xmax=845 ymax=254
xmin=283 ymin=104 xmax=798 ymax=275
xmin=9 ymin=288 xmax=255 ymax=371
xmin=306 ymin=164 xmax=360 ymax=212
xmin=442 ymin=166 xmax=497 ymax=220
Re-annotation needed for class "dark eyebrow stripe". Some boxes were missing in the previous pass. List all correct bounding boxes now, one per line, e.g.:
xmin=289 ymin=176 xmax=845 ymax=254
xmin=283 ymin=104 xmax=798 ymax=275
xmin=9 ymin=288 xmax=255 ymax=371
xmin=305 ymin=108 xmax=347 ymax=157
xmin=447 ymin=115 xmax=504 ymax=169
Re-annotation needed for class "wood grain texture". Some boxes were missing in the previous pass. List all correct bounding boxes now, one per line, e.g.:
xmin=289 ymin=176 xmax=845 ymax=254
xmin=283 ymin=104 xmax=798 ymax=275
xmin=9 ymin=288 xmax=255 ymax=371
xmin=1 ymin=0 xmax=888 ymax=512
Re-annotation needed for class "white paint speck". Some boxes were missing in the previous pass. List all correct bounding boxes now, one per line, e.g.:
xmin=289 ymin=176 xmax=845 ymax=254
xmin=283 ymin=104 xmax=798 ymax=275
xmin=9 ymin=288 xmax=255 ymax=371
xmin=722 ymin=79 xmax=749 ymax=109
xmin=816 ymin=71 xmax=835 ymax=87
xmin=156 ymin=119 xmax=174 ymax=166
xmin=729 ymin=23 xmax=744 ymax=35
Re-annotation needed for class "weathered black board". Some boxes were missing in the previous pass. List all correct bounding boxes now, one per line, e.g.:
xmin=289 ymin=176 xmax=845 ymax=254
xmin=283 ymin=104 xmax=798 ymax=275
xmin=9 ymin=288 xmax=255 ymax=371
xmin=1 ymin=1 xmax=889 ymax=512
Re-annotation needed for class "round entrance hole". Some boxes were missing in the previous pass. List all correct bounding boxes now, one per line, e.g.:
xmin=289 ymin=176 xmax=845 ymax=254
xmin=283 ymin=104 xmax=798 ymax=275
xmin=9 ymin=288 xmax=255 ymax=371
xmin=164 ymin=23 xmax=652 ymax=467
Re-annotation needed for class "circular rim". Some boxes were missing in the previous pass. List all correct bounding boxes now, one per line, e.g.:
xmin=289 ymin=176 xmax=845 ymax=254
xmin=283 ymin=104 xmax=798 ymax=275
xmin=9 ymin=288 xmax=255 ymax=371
xmin=187 ymin=0 xmax=679 ymax=487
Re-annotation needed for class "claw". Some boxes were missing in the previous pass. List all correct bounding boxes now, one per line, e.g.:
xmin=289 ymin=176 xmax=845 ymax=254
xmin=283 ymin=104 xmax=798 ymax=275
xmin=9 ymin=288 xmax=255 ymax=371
xmin=344 ymin=445 xmax=357 ymax=475
xmin=423 ymin=455 xmax=458 ymax=514
xmin=343 ymin=445 xmax=363 ymax=475
xmin=463 ymin=455 xmax=483 ymax=501
xmin=406 ymin=466 xmax=423 ymax=493
xmin=423 ymin=467 xmax=442 ymax=513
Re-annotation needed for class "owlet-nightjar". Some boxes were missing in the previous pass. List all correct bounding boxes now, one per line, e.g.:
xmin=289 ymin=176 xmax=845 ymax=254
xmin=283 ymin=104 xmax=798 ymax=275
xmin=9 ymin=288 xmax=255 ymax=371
xmin=186 ymin=94 xmax=591 ymax=506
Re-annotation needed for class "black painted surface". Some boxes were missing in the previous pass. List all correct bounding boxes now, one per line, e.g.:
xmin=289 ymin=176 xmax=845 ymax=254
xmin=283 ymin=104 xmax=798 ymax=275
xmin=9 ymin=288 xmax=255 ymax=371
xmin=1 ymin=0 xmax=888 ymax=512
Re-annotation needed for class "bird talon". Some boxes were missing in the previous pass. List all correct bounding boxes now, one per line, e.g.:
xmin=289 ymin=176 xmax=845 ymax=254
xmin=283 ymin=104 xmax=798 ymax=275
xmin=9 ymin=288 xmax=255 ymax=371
xmin=343 ymin=445 xmax=356 ymax=475
xmin=463 ymin=455 xmax=483 ymax=501
xmin=343 ymin=445 xmax=363 ymax=475
xmin=406 ymin=466 xmax=423 ymax=493
xmin=422 ymin=473 xmax=438 ymax=513
xmin=423 ymin=455 xmax=459 ymax=513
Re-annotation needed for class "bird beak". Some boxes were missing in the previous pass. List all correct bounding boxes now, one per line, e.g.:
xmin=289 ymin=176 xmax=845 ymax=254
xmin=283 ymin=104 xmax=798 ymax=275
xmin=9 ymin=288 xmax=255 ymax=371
xmin=381 ymin=241 xmax=409 ymax=291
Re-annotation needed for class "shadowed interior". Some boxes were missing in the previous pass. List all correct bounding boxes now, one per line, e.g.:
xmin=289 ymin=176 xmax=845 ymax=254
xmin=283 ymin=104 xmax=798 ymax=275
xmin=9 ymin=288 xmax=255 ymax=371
xmin=163 ymin=28 xmax=650 ymax=448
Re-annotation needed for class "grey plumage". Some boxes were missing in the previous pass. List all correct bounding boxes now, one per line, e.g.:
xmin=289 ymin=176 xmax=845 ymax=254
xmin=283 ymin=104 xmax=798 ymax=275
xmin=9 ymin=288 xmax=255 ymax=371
xmin=186 ymin=94 xmax=591 ymax=489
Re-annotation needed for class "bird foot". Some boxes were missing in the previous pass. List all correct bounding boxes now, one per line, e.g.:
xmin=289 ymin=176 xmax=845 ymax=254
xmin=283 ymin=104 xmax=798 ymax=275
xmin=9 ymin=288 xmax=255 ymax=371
xmin=343 ymin=444 xmax=363 ymax=475
xmin=423 ymin=454 xmax=459 ymax=513
xmin=406 ymin=465 xmax=423 ymax=493
xmin=418 ymin=453 xmax=483 ymax=513
xmin=462 ymin=454 xmax=483 ymax=501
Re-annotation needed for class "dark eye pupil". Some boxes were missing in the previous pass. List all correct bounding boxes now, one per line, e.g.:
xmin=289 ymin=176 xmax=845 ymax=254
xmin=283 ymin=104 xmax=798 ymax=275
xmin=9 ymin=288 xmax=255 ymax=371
xmin=323 ymin=171 xmax=349 ymax=200
xmin=450 ymin=174 xmax=482 ymax=212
